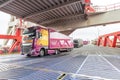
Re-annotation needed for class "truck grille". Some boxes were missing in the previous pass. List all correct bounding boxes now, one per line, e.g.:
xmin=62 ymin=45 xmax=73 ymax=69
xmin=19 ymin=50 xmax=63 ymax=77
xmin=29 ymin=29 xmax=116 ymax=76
xmin=22 ymin=45 xmax=32 ymax=53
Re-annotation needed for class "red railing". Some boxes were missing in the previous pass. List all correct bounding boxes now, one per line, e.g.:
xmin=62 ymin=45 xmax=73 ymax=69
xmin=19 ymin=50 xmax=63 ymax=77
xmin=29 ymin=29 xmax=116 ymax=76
xmin=97 ymin=31 xmax=120 ymax=48
xmin=93 ymin=2 xmax=120 ymax=12
xmin=0 ymin=19 xmax=23 ymax=54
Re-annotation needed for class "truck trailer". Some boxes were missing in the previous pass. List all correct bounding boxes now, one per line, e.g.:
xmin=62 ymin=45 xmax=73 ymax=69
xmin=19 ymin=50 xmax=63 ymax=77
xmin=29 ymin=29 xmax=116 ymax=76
xmin=73 ymin=39 xmax=83 ymax=48
xmin=21 ymin=26 xmax=73 ymax=57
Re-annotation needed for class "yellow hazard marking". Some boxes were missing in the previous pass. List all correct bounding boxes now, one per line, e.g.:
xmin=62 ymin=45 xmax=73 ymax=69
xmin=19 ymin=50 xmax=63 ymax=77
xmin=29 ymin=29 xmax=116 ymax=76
xmin=0 ymin=52 xmax=19 ymax=56
xmin=57 ymin=73 xmax=66 ymax=80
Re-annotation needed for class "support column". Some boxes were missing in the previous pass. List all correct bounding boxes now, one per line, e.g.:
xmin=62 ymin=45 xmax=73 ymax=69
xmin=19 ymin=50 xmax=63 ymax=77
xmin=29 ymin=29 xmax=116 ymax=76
xmin=112 ymin=35 xmax=117 ymax=47
xmin=103 ymin=36 xmax=107 ymax=47
xmin=97 ymin=37 xmax=101 ymax=46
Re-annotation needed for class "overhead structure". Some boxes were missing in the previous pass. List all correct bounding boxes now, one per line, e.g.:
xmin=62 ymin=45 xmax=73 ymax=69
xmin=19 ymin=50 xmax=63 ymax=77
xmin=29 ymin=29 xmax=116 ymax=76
xmin=0 ymin=0 xmax=94 ymax=31
xmin=0 ymin=0 xmax=95 ymax=53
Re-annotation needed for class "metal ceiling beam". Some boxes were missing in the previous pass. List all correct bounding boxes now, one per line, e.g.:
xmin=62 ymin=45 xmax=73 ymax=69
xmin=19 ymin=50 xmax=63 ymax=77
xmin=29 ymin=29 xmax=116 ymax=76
xmin=40 ymin=11 xmax=105 ymax=25
xmin=0 ymin=8 xmax=21 ymax=18
xmin=0 ymin=0 xmax=15 ymax=8
xmin=59 ymin=29 xmax=75 ymax=35
xmin=40 ymin=13 xmax=84 ymax=25
xmin=24 ymin=0 xmax=82 ymax=19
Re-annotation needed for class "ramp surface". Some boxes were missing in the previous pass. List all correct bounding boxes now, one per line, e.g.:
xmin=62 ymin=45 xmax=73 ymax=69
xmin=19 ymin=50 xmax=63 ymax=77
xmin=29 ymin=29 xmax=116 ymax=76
xmin=0 ymin=45 xmax=120 ymax=80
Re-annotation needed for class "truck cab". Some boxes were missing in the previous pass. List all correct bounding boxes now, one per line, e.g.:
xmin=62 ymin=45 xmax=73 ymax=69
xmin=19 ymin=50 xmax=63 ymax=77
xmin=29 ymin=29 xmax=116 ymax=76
xmin=21 ymin=26 xmax=45 ymax=56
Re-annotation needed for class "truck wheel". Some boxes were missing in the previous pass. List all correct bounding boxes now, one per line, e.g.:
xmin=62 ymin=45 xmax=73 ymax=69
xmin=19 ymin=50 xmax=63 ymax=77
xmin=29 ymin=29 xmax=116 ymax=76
xmin=39 ymin=49 xmax=45 ymax=57
xmin=27 ymin=54 xmax=31 ymax=57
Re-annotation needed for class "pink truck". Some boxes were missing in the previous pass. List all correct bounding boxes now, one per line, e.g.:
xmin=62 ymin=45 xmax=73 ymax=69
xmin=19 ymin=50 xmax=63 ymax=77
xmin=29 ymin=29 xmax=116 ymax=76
xmin=21 ymin=26 xmax=73 ymax=57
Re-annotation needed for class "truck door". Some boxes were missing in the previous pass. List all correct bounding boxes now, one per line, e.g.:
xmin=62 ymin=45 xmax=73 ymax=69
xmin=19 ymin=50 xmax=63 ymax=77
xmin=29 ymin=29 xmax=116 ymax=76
xmin=36 ymin=28 xmax=49 ymax=47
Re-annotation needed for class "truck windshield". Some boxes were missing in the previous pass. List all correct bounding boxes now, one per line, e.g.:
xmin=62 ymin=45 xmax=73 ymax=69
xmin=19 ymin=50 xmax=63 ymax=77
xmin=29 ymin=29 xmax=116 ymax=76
xmin=23 ymin=27 xmax=36 ymax=38
xmin=74 ymin=40 xmax=78 ymax=43
xmin=22 ymin=27 xmax=36 ymax=44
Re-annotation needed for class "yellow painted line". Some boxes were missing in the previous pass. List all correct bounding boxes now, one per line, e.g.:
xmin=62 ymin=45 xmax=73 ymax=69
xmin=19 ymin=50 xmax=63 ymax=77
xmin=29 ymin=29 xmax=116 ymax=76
xmin=57 ymin=73 xmax=66 ymax=80
xmin=0 ymin=52 xmax=20 ymax=56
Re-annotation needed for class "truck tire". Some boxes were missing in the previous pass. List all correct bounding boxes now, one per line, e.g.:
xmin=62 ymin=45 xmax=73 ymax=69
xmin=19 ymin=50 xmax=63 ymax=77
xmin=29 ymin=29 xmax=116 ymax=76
xmin=39 ymin=49 xmax=45 ymax=57
xmin=27 ymin=54 xmax=31 ymax=57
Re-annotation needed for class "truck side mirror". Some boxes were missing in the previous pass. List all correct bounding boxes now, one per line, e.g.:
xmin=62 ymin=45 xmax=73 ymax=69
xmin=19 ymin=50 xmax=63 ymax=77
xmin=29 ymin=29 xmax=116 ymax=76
xmin=36 ymin=32 xmax=42 ymax=38
xmin=28 ymin=32 xmax=36 ymax=39
xmin=39 ymin=33 xmax=42 ymax=38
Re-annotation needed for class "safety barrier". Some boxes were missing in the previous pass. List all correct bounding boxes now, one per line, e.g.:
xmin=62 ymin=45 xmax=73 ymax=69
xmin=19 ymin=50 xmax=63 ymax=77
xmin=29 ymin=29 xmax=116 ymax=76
xmin=97 ymin=31 xmax=120 ymax=48
xmin=93 ymin=2 xmax=120 ymax=12
xmin=0 ymin=19 xmax=22 ymax=53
